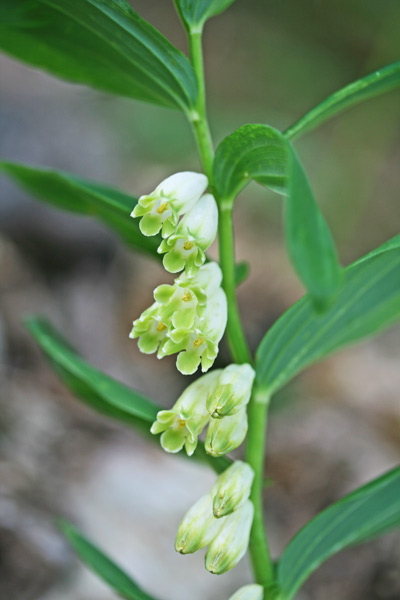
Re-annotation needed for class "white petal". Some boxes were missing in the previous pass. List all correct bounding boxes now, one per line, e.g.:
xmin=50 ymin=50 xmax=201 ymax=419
xmin=178 ymin=194 xmax=218 ymax=249
xmin=155 ymin=172 xmax=208 ymax=214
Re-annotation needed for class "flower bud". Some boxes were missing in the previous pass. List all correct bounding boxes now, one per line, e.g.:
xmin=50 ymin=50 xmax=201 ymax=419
xmin=205 ymin=408 xmax=248 ymax=457
xmin=175 ymin=494 xmax=222 ymax=554
xmin=211 ymin=461 xmax=254 ymax=518
xmin=150 ymin=370 xmax=220 ymax=455
xmin=131 ymin=172 xmax=208 ymax=237
xmin=205 ymin=500 xmax=254 ymax=574
xmin=229 ymin=584 xmax=264 ymax=600
xmin=158 ymin=193 xmax=218 ymax=275
xmin=207 ymin=363 xmax=255 ymax=418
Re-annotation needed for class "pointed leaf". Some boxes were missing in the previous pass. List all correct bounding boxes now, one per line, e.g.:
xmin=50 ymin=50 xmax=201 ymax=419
xmin=0 ymin=162 xmax=160 ymax=259
xmin=26 ymin=316 xmax=230 ymax=473
xmin=60 ymin=520 xmax=157 ymax=600
xmin=256 ymin=234 xmax=400 ymax=395
xmin=174 ymin=0 xmax=237 ymax=30
xmin=0 ymin=0 xmax=197 ymax=111
xmin=278 ymin=466 xmax=400 ymax=600
xmin=285 ymin=60 xmax=400 ymax=141
xmin=26 ymin=316 xmax=159 ymax=431
xmin=213 ymin=124 xmax=342 ymax=306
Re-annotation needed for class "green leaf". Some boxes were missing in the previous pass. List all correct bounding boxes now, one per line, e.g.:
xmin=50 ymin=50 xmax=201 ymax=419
xmin=285 ymin=60 xmax=400 ymax=141
xmin=256 ymin=234 xmax=400 ymax=395
xmin=213 ymin=124 xmax=342 ymax=306
xmin=1 ymin=161 xmax=247 ymax=283
xmin=174 ymin=0 xmax=237 ymax=30
xmin=277 ymin=466 xmax=400 ymax=600
xmin=0 ymin=162 xmax=161 ymax=259
xmin=0 ymin=0 xmax=197 ymax=111
xmin=26 ymin=316 xmax=159 ymax=432
xmin=60 ymin=520 xmax=157 ymax=600
xmin=234 ymin=261 xmax=250 ymax=286
xmin=26 ymin=316 xmax=230 ymax=473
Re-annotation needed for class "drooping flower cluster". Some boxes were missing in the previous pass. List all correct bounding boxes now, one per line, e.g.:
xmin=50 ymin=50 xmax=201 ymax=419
xmin=130 ymin=172 xmax=226 ymax=375
xmin=175 ymin=461 xmax=255 ymax=575
xmin=150 ymin=364 xmax=255 ymax=456
xmin=131 ymin=172 xmax=257 ymax=583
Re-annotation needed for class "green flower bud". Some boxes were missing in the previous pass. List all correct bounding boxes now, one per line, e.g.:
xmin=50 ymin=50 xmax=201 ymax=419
xmin=160 ymin=288 xmax=227 ymax=375
xmin=229 ymin=584 xmax=264 ymax=600
xmin=131 ymin=172 xmax=208 ymax=237
xmin=150 ymin=370 xmax=220 ymax=455
xmin=175 ymin=493 xmax=223 ymax=554
xmin=207 ymin=363 xmax=255 ymax=418
xmin=158 ymin=193 xmax=218 ymax=276
xmin=211 ymin=461 xmax=254 ymax=518
xmin=205 ymin=408 xmax=248 ymax=457
xmin=205 ymin=500 xmax=254 ymax=574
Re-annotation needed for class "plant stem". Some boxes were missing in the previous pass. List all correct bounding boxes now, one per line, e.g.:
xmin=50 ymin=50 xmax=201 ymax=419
xmin=187 ymin=30 xmax=214 ymax=182
xmin=187 ymin=26 xmax=275 ymax=596
xmin=218 ymin=204 xmax=252 ymax=364
xmin=246 ymin=388 xmax=276 ymax=596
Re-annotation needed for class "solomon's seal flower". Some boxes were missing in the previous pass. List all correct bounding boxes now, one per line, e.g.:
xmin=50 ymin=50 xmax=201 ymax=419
xmin=229 ymin=585 xmax=264 ymax=600
xmin=153 ymin=262 xmax=223 ymax=330
xmin=211 ymin=461 xmax=254 ymax=518
xmin=131 ymin=171 xmax=208 ymax=237
xmin=150 ymin=370 xmax=220 ymax=455
xmin=159 ymin=287 xmax=227 ymax=375
xmin=129 ymin=302 xmax=169 ymax=355
xmin=205 ymin=407 xmax=248 ymax=457
xmin=174 ymin=493 xmax=222 ymax=554
xmin=205 ymin=500 xmax=254 ymax=574
xmin=207 ymin=363 xmax=255 ymax=418
xmin=158 ymin=193 xmax=218 ymax=275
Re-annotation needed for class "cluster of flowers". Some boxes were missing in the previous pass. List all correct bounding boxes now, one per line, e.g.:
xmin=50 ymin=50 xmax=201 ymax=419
xmin=150 ymin=363 xmax=255 ymax=457
xmin=130 ymin=172 xmax=226 ymax=375
xmin=130 ymin=172 xmax=259 ymax=595
xmin=175 ymin=461 xmax=254 ymax=575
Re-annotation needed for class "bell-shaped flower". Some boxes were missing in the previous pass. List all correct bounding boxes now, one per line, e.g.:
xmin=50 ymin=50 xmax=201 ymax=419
xmin=159 ymin=288 xmax=227 ymax=375
xmin=150 ymin=370 xmax=220 ymax=455
xmin=158 ymin=193 xmax=218 ymax=275
xmin=154 ymin=262 xmax=223 ymax=330
xmin=131 ymin=171 xmax=208 ymax=237
xmin=207 ymin=363 xmax=255 ymax=418
xmin=175 ymin=493 xmax=222 ymax=554
xmin=211 ymin=461 xmax=254 ymax=518
xmin=129 ymin=302 xmax=169 ymax=355
xmin=205 ymin=408 xmax=248 ymax=457
xmin=205 ymin=500 xmax=254 ymax=574
xmin=229 ymin=585 xmax=264 ymax=600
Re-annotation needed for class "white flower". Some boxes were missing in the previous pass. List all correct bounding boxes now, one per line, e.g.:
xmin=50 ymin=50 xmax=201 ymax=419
xmin=158 ymin=193 xmax=218 ymax=275
xmin=205 ymin=500 xmax=254 ymax=574
xmin=131 ymin=171 xmax=208 ymax=237
xmin=211 ymin=461 xmax=254 ymax=518
xmin=229 ymin=584 xmax=264 ymax=600
xmin=159 ymin=287 xmax=227 ymax=375
xmin=150 ymin=370 xmax=220 ymax=455
xmin=207 ymin=363 xmax=255 ymax=418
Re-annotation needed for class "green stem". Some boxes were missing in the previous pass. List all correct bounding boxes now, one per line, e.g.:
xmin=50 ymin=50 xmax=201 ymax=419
xmin=186 ymin=25 xmax=275 ymax=596
xmin=218 ymin=204 xmax=252 ymax=364
xmin=245 ymin=388 xmax=276 ymax=596
xmin=187 ymin=30 xmax=214 ymax=181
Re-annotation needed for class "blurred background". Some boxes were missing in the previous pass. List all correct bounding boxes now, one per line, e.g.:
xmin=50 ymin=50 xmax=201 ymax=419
xmin=1 ymin=1 xmax=400 ymax=598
